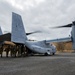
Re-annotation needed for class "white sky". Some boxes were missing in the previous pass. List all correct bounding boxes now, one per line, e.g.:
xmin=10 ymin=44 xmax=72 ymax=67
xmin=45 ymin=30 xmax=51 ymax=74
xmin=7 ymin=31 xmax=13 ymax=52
xmin=0 ymin=0 xmax=74 ymax=40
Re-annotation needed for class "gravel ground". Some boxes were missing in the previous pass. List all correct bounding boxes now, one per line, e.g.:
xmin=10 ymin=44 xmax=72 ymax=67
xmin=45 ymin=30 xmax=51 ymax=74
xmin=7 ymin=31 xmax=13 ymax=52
xmin=0 ymin=53 xmax=75 ymax=75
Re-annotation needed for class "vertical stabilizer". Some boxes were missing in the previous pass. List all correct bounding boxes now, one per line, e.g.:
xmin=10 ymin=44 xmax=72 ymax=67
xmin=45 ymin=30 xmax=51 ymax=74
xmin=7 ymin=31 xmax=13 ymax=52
xmin=0 ymin=27 xmax=2 ymax=35
xmin=11 ymin=12 xmax=27 ymax=44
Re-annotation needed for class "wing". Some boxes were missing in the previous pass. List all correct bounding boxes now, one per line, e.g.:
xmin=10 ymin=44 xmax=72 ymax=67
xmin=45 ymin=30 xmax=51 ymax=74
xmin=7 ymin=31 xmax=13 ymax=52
xmin=46 ymin=37 xmax=72 ymax=43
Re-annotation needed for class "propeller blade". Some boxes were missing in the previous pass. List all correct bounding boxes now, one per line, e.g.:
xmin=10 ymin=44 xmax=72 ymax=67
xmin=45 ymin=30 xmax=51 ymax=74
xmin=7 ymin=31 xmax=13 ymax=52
xmin=26 ymin=31 xmax=41 ymax=35
xmin=50 ymin=24 xmax=72 ymax=29
xmin=55 ymin=24 xmax=72 ymax=28
xmin=50 ymin=21 xmax=75 ymax=28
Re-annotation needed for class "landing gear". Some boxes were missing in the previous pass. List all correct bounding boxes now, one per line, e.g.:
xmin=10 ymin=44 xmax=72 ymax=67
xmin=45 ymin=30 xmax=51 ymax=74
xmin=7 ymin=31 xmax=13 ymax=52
xmin=52 ymin=53 xmax=55 ymax=55
xmin=44 ymin=53 xmax=48 ymax=56
xmin=44 ymin=52 xmax=55 ymax=56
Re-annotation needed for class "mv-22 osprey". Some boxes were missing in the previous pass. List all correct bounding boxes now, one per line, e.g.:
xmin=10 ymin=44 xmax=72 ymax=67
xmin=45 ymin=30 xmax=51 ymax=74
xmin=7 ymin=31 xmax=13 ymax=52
xmin=11 ymin=12 xmax=56 ymax=55
xmin=11 ymin=12 xmax=75 ymax=55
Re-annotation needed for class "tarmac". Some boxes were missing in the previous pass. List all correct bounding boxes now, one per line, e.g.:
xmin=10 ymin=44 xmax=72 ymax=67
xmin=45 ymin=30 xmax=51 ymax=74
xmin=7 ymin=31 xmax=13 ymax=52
xmin=0 ymin=53 xmax=75 ymax=75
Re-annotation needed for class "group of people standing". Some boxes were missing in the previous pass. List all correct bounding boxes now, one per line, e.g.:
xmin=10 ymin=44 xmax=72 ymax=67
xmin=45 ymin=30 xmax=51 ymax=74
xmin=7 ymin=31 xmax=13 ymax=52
xmin=0 ymin=43 xmax=28 ymax=57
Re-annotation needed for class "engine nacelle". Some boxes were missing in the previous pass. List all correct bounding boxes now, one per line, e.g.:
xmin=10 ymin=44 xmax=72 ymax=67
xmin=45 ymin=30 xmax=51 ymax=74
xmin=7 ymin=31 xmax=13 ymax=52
xmin=71 ymin=22 xmax=75 ymax=50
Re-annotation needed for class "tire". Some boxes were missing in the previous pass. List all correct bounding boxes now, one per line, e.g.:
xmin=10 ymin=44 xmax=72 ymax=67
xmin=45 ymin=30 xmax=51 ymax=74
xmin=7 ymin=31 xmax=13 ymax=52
xmin=52 ymin=53 xmax=55 ymax=55
xmin=44 ymin=53 xmax=48 ymax=56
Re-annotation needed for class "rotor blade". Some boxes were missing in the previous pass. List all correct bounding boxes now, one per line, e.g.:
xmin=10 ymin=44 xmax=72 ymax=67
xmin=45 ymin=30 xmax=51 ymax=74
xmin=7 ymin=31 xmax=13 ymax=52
xmin=26 ymin=31 xmax=41 ymax=35
xmin=53 ymin=24 xmax=72 ymax=28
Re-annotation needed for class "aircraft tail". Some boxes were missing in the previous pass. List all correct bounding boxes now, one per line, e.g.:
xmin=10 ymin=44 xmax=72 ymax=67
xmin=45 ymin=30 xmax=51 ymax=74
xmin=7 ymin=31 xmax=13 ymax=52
xmin=11 ymin=12 xmax=28 ymax=44
xmin=0 ymin=27 xmax=2 ymax=35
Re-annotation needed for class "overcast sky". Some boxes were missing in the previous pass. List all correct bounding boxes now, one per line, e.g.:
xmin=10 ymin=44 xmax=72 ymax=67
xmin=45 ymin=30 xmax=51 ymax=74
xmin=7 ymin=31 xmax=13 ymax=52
xmin=0 ymin=0 xmax=74 ymax=40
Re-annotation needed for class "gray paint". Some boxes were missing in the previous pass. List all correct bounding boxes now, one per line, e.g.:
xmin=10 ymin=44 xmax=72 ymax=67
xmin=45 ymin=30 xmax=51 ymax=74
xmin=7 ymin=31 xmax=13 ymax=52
xmin=11 ymin=12 xmax=27 ymax=44
xmin=0 ymin=27 xmax=2 ymax=35
xmin=11 ymin=12 xmax=56 ymax=55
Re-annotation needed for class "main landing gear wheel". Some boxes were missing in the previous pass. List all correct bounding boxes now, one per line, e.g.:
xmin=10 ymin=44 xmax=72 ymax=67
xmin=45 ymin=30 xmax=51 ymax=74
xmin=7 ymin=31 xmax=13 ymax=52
xmin=52 ymin=53 xmax=55 ymax=55
xmin=44 ymin=53 xmax=48 ymax=56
